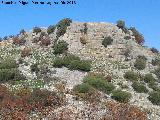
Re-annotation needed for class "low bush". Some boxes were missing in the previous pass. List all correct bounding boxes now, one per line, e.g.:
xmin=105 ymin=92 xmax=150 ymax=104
xmin=21 ymin=47 xmax=31 ymax=57
xmin=0 ymin=69 xmax=25 ymax=82
xmin=47 ymin=25 xmax=56 ymax=34
xmin=132 ymin=82 xmax=148 ymax=93
xmin=152 ymin=58 xmax=160 ymax=66
xmin=80 ymin=23 xmax=88 ymax=34
xmin=53 ymin=57 xmax=65 ymax=68
xmin=124 ymin=36 xmax=131 ymax=40
xmin=30 ymin=63 xmax=39 ymax=73
xmin=105 ymin=101 xmax=147 ymax=120
xmin=137 ymin=55 xmax=147 ymax=60
xmin=102 ymin=36 xmax=113 ymax=47
xmin=117 ymin=20 xmax=125 ymax=29
xmin=62 ymin=54 xmax=80 ymax=67
xmin=148 ymin=91 xmax=160 ymax=105
xmin=0 ymin=86 xmax=64 ymax=119
xmin=68 ymin=60 xmax=91 ymax=72
xmin=40 ymin=36 xmax=51 ymax=46
xmin=83 ymin=74 xmax=115 ymax=94
xmin=111 ymin=90 xmax=131 ymax=103
xmin=0 ymin=69 xmax=15 ymax=82
xmin=33 ymin=27 xmax=41 ymax=34
xmin=124 ymin=71 xmax=139 ymax=81
xmin=56 ymin=18 xmax=72 ymax=38
xmin=20 ymin=29 xmax=26 ymax=35
xmin=73 ymin=83 xmax=92 ymax=93
xmin=13 ymin=36 xmax=26 ymax=45
xmin=129 ymin=27 xmax=144 ymax=45
xmin=73 ymin=83 xmax=100 ymax=103
xmin=0 ymin=59 xmax=17 ymax=69
xmin=151 ymin=47 xmax=159 ymax=54
xmin=123 ymin=49 xmax=131 ymax=58
xmin=53 ymin=40 xmax=68 ymax=55
xmin=80 ymin=35 xmax=87 ymax=44
xmin=53 ymin=54 xmax=80 ymax=68
xmin=155 ymin=67 xmax=160 ymax=79
xmin=144 ymin=74 xmax=155 ymax=83
xmin=134 ymin=57 xmax=146 ymax=70
xmin=148 ymin=82 xmax=160 ymax=91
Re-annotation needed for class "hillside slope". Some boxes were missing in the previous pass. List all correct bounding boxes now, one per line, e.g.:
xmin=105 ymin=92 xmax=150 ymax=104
xmin=0 ymin=19 xmax=160 ymax=119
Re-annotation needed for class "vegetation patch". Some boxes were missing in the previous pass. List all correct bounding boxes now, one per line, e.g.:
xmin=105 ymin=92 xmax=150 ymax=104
xmin=132 ymin=82 xmax=148 ymax=93
xmin=124 ymin=71 xmax=139 ymax=81
xmin=68 ymin=60 xmax=91 ymax=72
xmin=129 ymin=27 xmax=144 ymax=45
xmin=47 ymin=25 xmax=56 ymax=34
xmin=148 ymin=82 xmax=160 ymax=91
xmin=134 ymin=56 xmax=146 ymax=70
xmin=53 ymin=54 xmax=91 ymax=72
xmin=148 ymin=91 xmax=160 ymax=105
xmin=83 ymin=74 xmax=115 ymax=94
xmin=111 ymin=90 xmax=131 ymax=103
xmin=56 ymin=18 xmax=72 ymax=38
xmin=102 ymin=36 xmax=113 ymax=47
xmin=144 ymin=74 xmax=155 ymax=83
xmin=0 ymin=59 xmax=17 ymax=69
xmin=53 ymin=40 xmax=68 ymax=55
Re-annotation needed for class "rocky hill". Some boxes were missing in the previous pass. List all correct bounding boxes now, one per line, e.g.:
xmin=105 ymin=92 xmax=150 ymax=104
xmin=0 ymin=19 xmax=160 ymax=120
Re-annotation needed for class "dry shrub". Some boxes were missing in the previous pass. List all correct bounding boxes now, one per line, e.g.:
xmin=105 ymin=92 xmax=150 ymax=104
xmin=103 ymin=101 xmax=147 ymax=120
xmin=40 ymin=36 xmax=51 ymax=46
xmin=13 ymin=36 xmax=26 ymax=45
xmin=0 ymin=85 xmax=65 ymax=119
xmin=80 ymin=35 xmax=87 ymax=44
xmin=21 ymin=47 xmax=31 ymax=57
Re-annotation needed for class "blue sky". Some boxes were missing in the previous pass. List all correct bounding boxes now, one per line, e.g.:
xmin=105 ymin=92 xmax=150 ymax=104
xmin=0 ymin=0 xmax=160 ymax=50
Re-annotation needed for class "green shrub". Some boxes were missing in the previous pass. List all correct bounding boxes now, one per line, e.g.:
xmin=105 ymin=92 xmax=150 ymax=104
xmin=124 ymin=36 xmax=131 ymax=40
xmin=53 ymin=53 xmax=91 ymax=72
xmin=56 ymin=18 xmax=72 ymax=38
xmin=30 ymin=63 xmax=39 ymax=73
xmin=53 ymin=57 xmax=65 ymax=68
xmin=68 ymin=60 xmax=91 ymax=72
xmin=20 ymin=29 xmax=26 ymax=35
xmin=0 ymin=68 xmax=26 ymax=82
xmin=132 ymin=82 xmax=148 ymax=93
xmin=155 ymin=67 xmax=160 ymax=79
xmin=80 ymin=23 xmax=88 ymax=34
xmin=0 ymin=59 xmax=17 ymax=69
xmin=53 ymin=54 xmax=80 ymax=68
xmin=102 ymin=36 xmax=113 ymax=47
xmin=134 ymin=57 xmax=146 ymax=70
xmin=53 ymin=40 xmax=68 ymax=55
xmin=148 ymin=91 xmax=160 ymax=105
xmin=129 ymin=27 xmax=144 ymax=45
xmin=152 ymin=58 xmax=160 ymax=66
xmin=151 ymin=47 xmax=159 ymax=54
xmin=124 ymin=71 xmax=139 ymax=81
xmin=63 ymin=54 xmax=80 ymax=67
xmin=0 ymin=69 xmax=15 ymax=82
xmin=117 ymin=20 xmax=125 ymax=29
xmin=111 ymin=90 xmax=131 ymax=103
xmin=148 ymin=82 xmax=160 ymax=91
xmin=73 ymin=83 xmax=100 ymax=102
xmin=73 ymin=83 xmax=92 ymax=93
xmin=83 ymin=74 xmax=115 ymax=94
xmin=137 ymin=55 xmax=147 ymax=60
xmin=144 ymin=74 xmax=155 ymax=83
xmin=33 ymin=27 xmax=41 ymax=34
xmin=47 ymin=25 xmax=56 ymax=34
